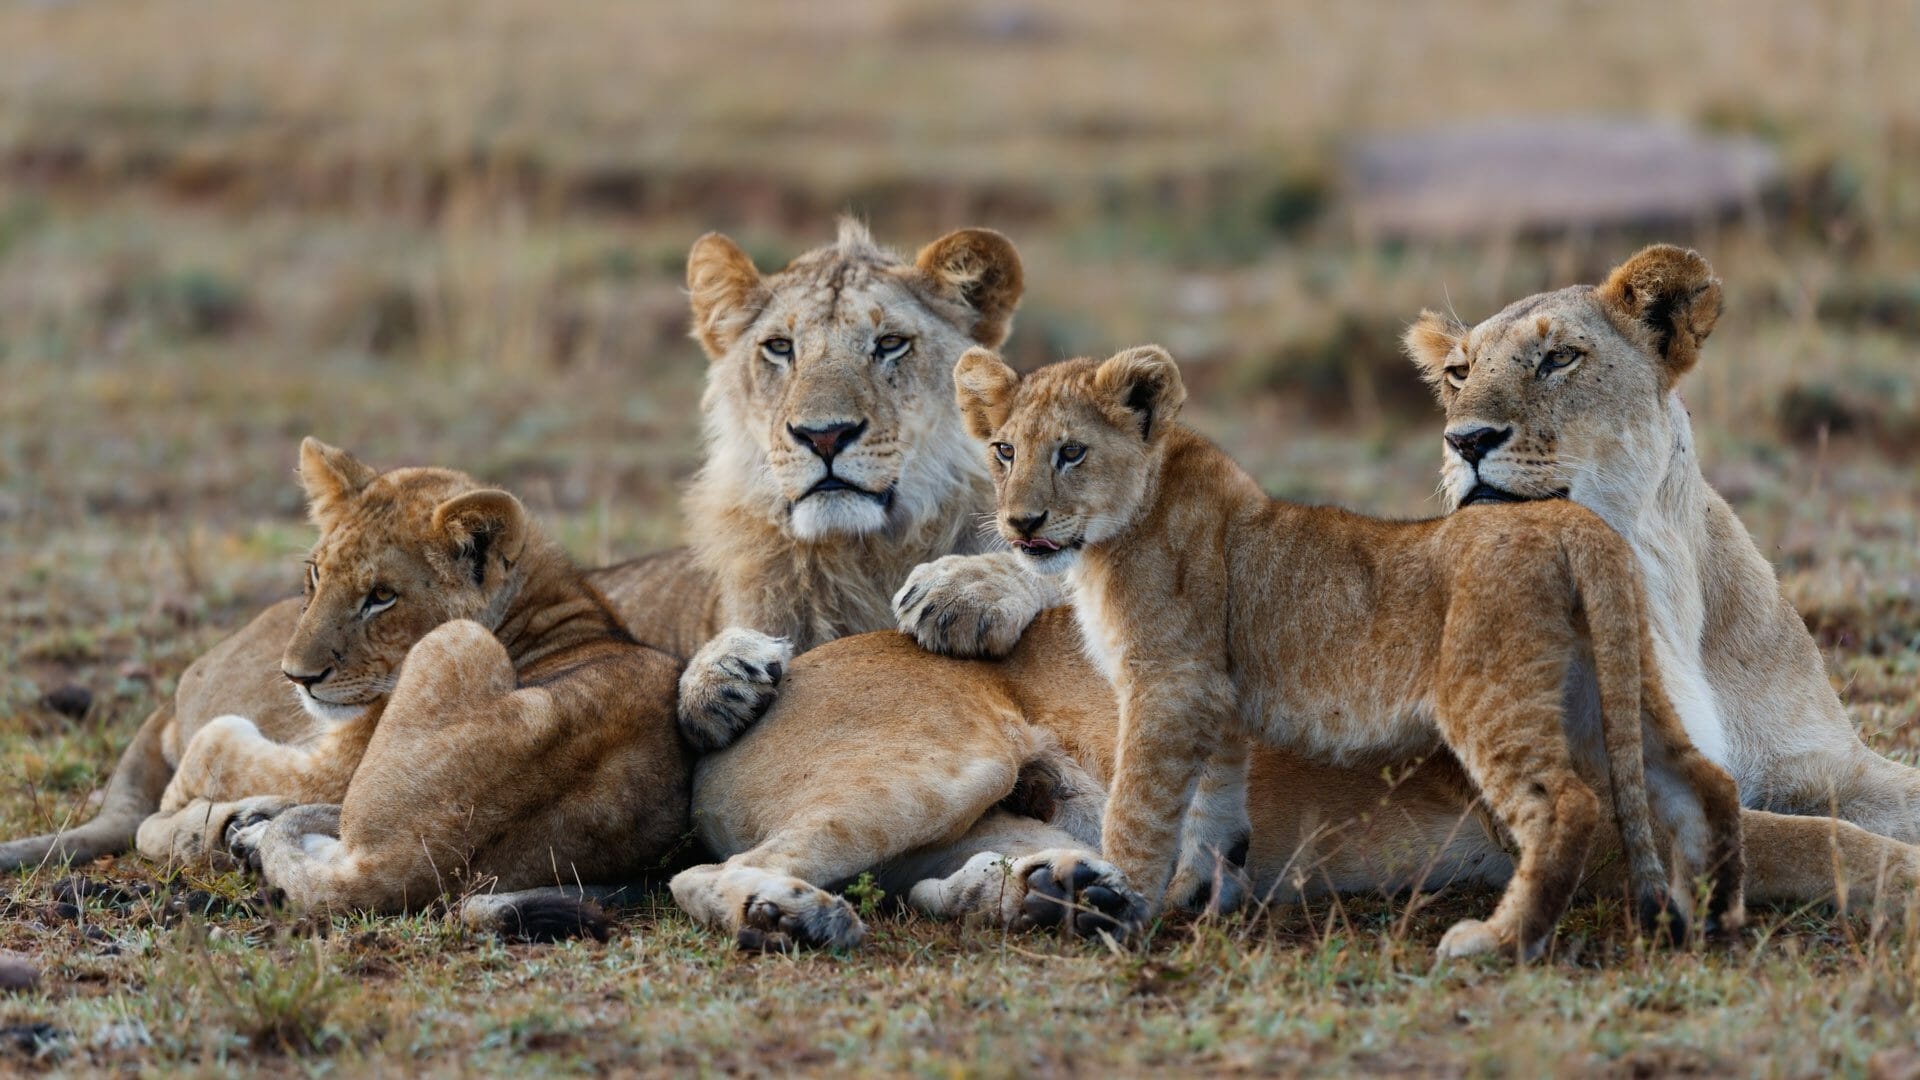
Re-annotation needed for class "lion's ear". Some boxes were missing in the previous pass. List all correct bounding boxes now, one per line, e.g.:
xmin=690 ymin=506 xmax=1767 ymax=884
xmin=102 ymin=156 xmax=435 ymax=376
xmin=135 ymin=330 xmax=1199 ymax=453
xmin=298 ymin=437 xmax=377 ymax=530
xmin=1404 ymin=310 xmax=1464 ymax=396
xmin=916 ymin=228 xmax=1025 ymax=347
xmin=953 ymin=347 xmax=1021 ymax=441
xmin=1094 ymin=346 xmax=1185 ymax=442
xmin=1595 ymin=245 xmax=1723 ymax=381
xmin=433 ymin=489 xmax=529 ymax=588
xmin=686 ymin=232 xmax=767 ymax=359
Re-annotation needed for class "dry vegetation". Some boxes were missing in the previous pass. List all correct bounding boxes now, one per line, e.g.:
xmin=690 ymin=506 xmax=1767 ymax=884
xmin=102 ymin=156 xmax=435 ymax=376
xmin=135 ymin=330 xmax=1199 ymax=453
xmin=1 ymin=0 xmax=1917 ymax=1073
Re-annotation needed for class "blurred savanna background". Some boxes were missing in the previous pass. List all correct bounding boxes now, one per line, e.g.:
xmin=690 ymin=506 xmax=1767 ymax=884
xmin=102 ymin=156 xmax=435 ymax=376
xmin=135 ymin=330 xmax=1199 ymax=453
xmin=2 ymin=0 xmax=1920 ymax=1073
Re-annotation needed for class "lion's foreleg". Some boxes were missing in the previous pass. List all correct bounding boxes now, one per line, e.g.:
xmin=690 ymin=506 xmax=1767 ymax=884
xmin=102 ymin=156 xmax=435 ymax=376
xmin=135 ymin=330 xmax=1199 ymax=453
xmin=1166 ymin=739 xmax=1252 ymax=914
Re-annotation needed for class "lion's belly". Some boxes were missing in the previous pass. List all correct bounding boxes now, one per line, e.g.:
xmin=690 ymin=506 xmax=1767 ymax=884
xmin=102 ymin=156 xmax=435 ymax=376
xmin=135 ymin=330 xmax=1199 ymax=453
xmin=1239 ymin=680 xmax=1440 ymax=767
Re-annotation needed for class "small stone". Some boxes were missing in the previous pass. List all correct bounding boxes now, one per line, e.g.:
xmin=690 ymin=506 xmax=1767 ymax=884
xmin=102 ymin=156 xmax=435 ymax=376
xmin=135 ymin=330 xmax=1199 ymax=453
xmin=0 ymin=952 xmax=41 ymax=994
xmin=117 ymin=662 xmax=154 ymax=684
xmin=40 ymin=684 xmax=92 ymax=720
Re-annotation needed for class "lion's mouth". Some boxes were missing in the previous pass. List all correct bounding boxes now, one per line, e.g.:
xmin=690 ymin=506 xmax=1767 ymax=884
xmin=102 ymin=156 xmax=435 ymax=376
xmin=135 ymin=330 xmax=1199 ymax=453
xmin=1011 ymin=536 xmax=1081 ymax=557
xmin=801 ymin=475 xmax=894 ymax=507
xmin=1460 ymin=483 xmax=1571 ymax=507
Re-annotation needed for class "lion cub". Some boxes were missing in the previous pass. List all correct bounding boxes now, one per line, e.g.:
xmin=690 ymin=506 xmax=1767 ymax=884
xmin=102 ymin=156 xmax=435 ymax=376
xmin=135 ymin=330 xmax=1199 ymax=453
xmin=955 ymin=346 xmax=1744 ymax=960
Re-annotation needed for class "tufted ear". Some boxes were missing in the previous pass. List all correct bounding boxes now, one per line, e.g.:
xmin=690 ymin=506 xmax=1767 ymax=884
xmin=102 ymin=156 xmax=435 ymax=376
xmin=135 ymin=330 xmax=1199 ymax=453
xmin=1403 ymin=309 xmax=1465 ymax=395
xmin=433 ymin=489 xmax=528 ymax=588
xmin=298 ymin=437 xmax=377 ymax=530
xmin=915 ymin=228 xmax=1025 ymax=347
xmin=1093 ymin=345 xmax=1185 ymax=442
xmin=686 ymin=232 xmax=767 ymax=360
xmin=1595 ymin=245 xmax=1723 ymax=382
xmin=953 ymin=347 xmax=1021 ymax=441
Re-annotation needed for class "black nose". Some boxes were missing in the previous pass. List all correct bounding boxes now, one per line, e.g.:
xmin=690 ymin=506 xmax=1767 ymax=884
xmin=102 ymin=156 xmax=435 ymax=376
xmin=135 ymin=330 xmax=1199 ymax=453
xmin=283 ymin=666 xmax=333 ymax=690
xmin=1007 ymin=511 xmax=1048 ymax=537
xmin=1445 ymin=426 xmax=1511 ymax=466
xmin=788 ymin=420 xmax=866 ymax=462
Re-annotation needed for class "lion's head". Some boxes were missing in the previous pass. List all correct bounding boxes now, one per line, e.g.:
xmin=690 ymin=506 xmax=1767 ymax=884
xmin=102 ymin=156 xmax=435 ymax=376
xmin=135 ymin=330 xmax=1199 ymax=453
xmin=954 ymin=345 xmax=1187 ymax=576
xmin=283 ymin=437 xmax=529 ymax=722
xmin=685 ymin=219 xmax=1023 ymax=543
xmin=1404 ymin=245 xmax=1723 ymax=521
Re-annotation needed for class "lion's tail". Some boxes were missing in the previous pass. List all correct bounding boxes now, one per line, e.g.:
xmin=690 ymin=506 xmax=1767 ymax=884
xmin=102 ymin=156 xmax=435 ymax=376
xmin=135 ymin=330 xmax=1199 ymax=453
xmin=1562 ymin=531 xmax=1671 ymax=923
xmin=458 ymin=886 xmax=624 ymax=943
xmin=0 ymin=701 xmax=174 ymax=872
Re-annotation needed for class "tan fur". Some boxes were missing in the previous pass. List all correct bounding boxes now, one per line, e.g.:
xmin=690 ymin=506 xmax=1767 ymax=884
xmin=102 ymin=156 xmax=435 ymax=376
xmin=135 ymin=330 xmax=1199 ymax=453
xmin=586 ymin=220 xmax=1046 ymax=752
xmin=1405 ymin=245 xmax=1920 ymax=842
xmin=4 ymin=439 xmax=686 ymax=917
xmin=956 ymin=346 xmax=1744 ymax=959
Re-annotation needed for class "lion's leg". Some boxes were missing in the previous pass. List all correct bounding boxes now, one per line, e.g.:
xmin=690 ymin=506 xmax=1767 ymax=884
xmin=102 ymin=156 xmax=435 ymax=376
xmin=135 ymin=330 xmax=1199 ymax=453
xmin=1798 ymin=750 xmax=1920 ymax=845
xmin=889 ymin=808 xmax=1146 ymax=937
xmin=159 ymin=711 xmax=373 ymax=813
xmin=245 ymin=623 xmax=537 ymax=913
xmin=136 ymin=794 xmax=297 ymax=869
xmin=668 ymin=825 xmax=880 ymax=952
xmin=1739 ymin=809 xmax=1920 ymax=910
xmin=1433 ymin=614 xmax=1599 ymax=962
xmin=1166 ymin=739 xmax=1252 ymax=914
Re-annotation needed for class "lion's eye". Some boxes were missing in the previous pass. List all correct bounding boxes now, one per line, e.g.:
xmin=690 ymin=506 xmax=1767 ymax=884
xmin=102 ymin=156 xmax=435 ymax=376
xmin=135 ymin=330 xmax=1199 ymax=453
xmin=760 ymin=338 xmax=793 ymax=364
xmin=992 ymin=442 xmax=1015 ymax=464
xmin=304 ymin=563 xmax=319 ymax=593
xmin=1057 ymin=444 xmax=1087 ymax=467
xmin=1537 ymin=348 xmax=1581 ymax=377
xmin=1444 ymin=364 xmax=1470 ymax=389
xmin=873 ymin=333 xmax=911 ymax=363
xmin=361 ymin=586 xmax=397 ymax=616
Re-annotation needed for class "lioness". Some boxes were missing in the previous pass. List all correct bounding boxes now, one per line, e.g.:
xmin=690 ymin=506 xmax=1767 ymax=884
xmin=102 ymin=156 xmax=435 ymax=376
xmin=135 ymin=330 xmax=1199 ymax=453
xmin=1406 ymin=243 xmax=1920 ymax=840
xmin=954 ymin=344 xmax=1743 ymax=959
xmin=6 ymin=439 xmax=686 ymax=927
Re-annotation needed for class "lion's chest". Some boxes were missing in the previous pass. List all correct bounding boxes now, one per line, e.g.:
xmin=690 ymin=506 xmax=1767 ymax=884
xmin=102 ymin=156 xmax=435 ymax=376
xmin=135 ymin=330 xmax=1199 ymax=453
xmin=1066 ymin=563 xmax=1124 ymax=684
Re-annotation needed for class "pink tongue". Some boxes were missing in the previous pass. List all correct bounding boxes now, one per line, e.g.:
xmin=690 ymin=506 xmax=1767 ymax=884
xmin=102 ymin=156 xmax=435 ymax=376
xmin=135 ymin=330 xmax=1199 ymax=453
xmin=1024 ymin=538 xmax=1060 ymax=552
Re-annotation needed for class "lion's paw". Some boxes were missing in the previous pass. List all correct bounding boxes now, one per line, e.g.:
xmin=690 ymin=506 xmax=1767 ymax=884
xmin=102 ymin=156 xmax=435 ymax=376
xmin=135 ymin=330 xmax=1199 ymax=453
xmin=1010 ymin=849 xmax=1147 ymax=938
xmin=736 ymin=876 xmax=867 ymax=953
xmin=1435 ymin=918 xmax=1507 ymax=962
xmin=1168 ymin=836 xmax=1251 ymax=916
xmin=222 ymin=796 xmax=296 ymax=871
xmin=893 ymin=554 xmax=1048 ymax=659
xmin=677 ymin=628 xmax=793 ymax=752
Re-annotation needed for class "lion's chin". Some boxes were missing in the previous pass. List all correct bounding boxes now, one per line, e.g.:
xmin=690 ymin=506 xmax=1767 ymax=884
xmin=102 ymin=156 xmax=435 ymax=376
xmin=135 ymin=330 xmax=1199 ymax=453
xmin=295 ymin=687 xmax=374 ymax=725
xmin=788 ymin=489 xmax=893 ymax=541
xmin=1458 ymin=482 xmax=1571 ymax=507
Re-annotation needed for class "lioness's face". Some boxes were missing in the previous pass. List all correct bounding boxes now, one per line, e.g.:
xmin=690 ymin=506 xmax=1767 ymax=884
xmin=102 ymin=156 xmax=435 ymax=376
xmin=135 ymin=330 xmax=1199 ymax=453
xmin=282 ymin=439 xmax=528 ymax=723
xmin=687 ymin=221 xmax=1023 ymax=541
xmin=1405 ymin=246 xmax=1723 ymax=516
xmin=954 ymin=347 xmax=1186 ymax=575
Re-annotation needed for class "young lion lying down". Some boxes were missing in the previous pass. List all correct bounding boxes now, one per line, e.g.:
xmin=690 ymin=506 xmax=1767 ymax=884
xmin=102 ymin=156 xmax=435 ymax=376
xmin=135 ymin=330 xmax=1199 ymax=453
xmin=954 ymin=346 xmax=1744 ymax=961
xmin=126 ymin=438 xmax=687 ymax=921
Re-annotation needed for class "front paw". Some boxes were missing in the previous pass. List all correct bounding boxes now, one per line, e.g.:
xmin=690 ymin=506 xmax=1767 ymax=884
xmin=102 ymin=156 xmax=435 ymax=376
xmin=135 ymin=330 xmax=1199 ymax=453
xmin=892 ymin=554 xmax=1045 ymax=659
xmin=677 ymin=628 xmax=794 ymax=752
xmin=223 ymin=796 xmax=297 ymax=871
xmin=1009 ymin=849 xmax=1148 ymax=939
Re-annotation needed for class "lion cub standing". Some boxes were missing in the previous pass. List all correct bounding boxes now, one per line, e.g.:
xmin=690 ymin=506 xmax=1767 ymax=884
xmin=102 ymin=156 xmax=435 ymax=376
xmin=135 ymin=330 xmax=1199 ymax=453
xmin=955 ymin=346 xmax=1744 ymax=960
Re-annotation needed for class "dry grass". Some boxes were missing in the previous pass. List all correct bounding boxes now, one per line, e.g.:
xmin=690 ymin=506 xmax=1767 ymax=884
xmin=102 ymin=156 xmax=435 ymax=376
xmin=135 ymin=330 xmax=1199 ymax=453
xmin=2 ymin=0 xmax=1919 ymax=1073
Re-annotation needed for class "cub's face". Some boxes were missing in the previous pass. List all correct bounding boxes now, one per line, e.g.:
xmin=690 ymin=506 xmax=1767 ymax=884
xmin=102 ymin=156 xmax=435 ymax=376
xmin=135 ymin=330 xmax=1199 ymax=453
xmin=687 ymin=221 xmax=1023 ymax=541
xmin=281 ymin=439 xmax=528 ymax=722
xmin=953 ymin=347 xmax=1186 ymax=576
xmin=1405 ymin=245 xmax=1723 ymax=517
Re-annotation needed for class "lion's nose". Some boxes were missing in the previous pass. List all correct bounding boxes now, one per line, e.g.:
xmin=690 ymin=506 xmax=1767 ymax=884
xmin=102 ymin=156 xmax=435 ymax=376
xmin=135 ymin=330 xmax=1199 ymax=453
xmin=1444 ymin=426 xmax=1511 ymax=466
xmin=788 ymin=420 xmax=867 ymax=463
xmin=283 ymin=666 xmax=333 ymax=690
xmin=1007 ymin=511 xmax=1048 ymax=538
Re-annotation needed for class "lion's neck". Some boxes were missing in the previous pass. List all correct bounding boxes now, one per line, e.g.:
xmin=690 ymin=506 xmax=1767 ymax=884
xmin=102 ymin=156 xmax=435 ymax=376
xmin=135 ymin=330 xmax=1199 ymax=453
xmin=1573 ymin=392 xmax=1730 ymax=765
xmin=489 ymin=535 xmax=627 ymax=672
